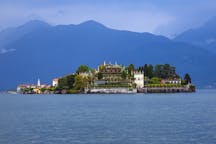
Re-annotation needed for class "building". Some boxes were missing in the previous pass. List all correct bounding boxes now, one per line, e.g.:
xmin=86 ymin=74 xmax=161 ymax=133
xmin=17 ymin=84 xmax=29 ymax=93
xmin=17 ymin=84 xmax=35 ymax=93
xmin=33 ymin=88 xmax=41 ymax=94
xmin=134 ymin=71 xmax=144 ymax=88
xmin=161 ymin=79 xmax=181 ymax=84
xmin=17 ymin=79 xmax=51 ymax=94
xmin=98 ymin=61 xmax=125 ymax=82
xmin=52 ymin=78 xmax=59 ymax=87
xmin=40 ymin=84 xmax=51 ymax=89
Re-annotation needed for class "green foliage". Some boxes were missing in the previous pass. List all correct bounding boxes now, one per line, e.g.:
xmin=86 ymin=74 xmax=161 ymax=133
xmin=147 ymin=64 xmax=154 ymax=78
xmin=58 ymin=77 xmax=68 ymax=89
xmin=121 ymin=70 xmax=127 ymax=79
xmin=150 ymin=77 xmax=161 ymax=84
xmin=22 ymin=88 xmax=34 ymax=94
xmin=128 ymin=64 xmax=135 ymax=76
xmin=141 ymin=64 xmax=154 ymax=78
xmin=66 ymin=75 xmax=75 ymax=89
xmin=58 ymin=74 xmax=75 ymax=90
xmin=145 ymin=84 xmax=182 ymax=87
xmin=189 ymin=85 xmax=195 ymax=91
xmin=74 ymin=75 xmax=90 ymax=91
xmin=41 ymin=88 xmax=46 ymax=92
xmin=139 ymin=64 xmax=172 ymax=79
xmin=184 ymin=73 xmax=191 ymax=84
xmin=154 ymin=64 xmax=179 ymax=79
xmin=76 ymin=65 xmax=90 ymax=73
xmin=98 ymin=72 xmax=103 ymax=80
xmin=67 ymin=89 xmax=79 ymax=94
xmin=49 ymin=86 xmax=55 ymax=91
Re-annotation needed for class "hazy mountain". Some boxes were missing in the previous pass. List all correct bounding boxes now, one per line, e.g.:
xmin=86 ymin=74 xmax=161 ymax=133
xmin=0 ymin=20 xmax=51 ymax=48
xmin=0 ymin=20 xmax=216 ymax=90
xmin=174 ymin=17 xmax=216 ymax=53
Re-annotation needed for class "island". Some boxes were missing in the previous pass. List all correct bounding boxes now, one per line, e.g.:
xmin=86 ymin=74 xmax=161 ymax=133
xmin=17 ymin=61 xmax=195 ymax=94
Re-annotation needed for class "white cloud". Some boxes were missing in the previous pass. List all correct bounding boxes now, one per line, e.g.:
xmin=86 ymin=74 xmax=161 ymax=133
xmin=0 ymin=48 xmax=16 ymax=54
xmin=206 ymin=38 xmax=216 ymax=44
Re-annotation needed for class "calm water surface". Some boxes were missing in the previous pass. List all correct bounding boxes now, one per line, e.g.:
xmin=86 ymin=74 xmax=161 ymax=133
xmin=0 ymin=90 xmax=216 ymax=144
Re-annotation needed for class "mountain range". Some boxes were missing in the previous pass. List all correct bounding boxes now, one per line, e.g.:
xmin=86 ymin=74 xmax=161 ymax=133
xmin=0 ymin=18 xmax=216 ymax=90
xmin=174 ymin=17 xmax=216 ymax=53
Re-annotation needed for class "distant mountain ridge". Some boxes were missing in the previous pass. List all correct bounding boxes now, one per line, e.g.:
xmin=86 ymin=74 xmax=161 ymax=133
xmin=0 ymin=20 xmax=216 ymax=90
xmin=174 ymin=17 xmax=216 ymax=53
xmin=0 ymin=20 xmax=51 ymax=51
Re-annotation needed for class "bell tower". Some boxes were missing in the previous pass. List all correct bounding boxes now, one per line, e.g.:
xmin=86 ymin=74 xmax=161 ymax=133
xmin=37 ymin=78 xmax=41 ymax=87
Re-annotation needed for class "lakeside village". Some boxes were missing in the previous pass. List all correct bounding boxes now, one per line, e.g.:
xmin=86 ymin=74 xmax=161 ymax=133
xmin=17 ymin=62 xmax=195 ymax=94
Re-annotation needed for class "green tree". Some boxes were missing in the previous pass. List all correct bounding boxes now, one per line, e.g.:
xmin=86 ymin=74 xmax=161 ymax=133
xmin=184 ymin=73 xmax=191 ymax=84
xmin=76 ymin=65 xmax=90 ymax=74
xmin=154 ymin=64 xmax=163 ymax=78
xmin=128 ymin=64 xmax=135 ymax=76
xmin=143 ymin=64 xmax=148 ymax=75
xmin=66 ymin=74 xmax=75 ymax=89
xmin=58 ymin=77 xmax=68 ymax=90
xmin=57 ymin=74 xmax=75 ymax=90
xmin=98 ymin=72 xmax=103 ymax=80
xmin=74 ymin=75 xmax=85 ymax=91
xmin=121 ymin=70 xmax=127 ymax=79
xmin=147 ymin=64 xmax=154 ymax=78
xmin=41 ymin=87 xmax=46 ymax=93
xmin=154 ymin=64 xmax=178 ymax=79
xmin=49 ymin=86 xmax=55 ymax=91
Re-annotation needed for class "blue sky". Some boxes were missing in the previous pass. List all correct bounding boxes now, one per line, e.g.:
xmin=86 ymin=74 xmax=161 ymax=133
xmin=0 ymin=0 xmax=216 ymax=37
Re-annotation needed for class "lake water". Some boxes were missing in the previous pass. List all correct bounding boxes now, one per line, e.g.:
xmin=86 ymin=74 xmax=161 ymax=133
xmin=0 ymin=90 xmax=216 ymax=144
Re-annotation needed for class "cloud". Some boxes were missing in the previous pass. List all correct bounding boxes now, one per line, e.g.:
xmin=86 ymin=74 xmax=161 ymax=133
xmin=153 ymin=1 xmax=216 ymax=37
xmin=0 ymin=48 xmax=16 ymax=54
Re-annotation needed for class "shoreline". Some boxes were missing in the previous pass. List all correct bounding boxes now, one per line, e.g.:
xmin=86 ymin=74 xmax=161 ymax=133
xmin=15 ymin=86 xmax=195 ymax=94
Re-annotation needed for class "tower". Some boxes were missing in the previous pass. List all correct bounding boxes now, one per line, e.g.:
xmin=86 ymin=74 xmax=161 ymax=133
xmin=37 ymin=78 xmax=41 ymax=87
xmin=134 ymin=71 xmax=144 ymax=88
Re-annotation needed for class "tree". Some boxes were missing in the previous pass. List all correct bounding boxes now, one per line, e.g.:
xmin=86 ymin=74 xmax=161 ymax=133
xmin=154 ymin=64 xmax=163 ymax=78
xmin=121 ymin=70 xmax=127 ymax=79
xmin=143 ymin=64 xmax=148 ymax=75
xmin=66 ymin=74 xmax=75 ymax=89
xmin=98 ymin=72 xmax=103 ymax=80
xmin=147 ymin=64 xmax=154 ymax=78
xmin=128 ymin=64 xmax=135 ymax=76
xmin=58 ymin=77 xmax=68 ymax=90
xmin=184 ymin=73 xmax=191 ymax=84
xmin=76 ymin=65 xmax=90 ymax=74
xmin=154 ymin=64 xmax=178 ymax=79
xmin=57 ymin=74 xmax=75 ymax=90
xmin=74 ymin=75 xmax=84 ymax=91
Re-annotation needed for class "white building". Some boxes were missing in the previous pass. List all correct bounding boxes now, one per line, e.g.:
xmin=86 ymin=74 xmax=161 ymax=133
xmin=161 ymin=79 xmax=181 ymax=84
xmin=134 ymin=71 xmax=144 ymax=88
xmin=52 ymin=78 xmax=59 ymax=87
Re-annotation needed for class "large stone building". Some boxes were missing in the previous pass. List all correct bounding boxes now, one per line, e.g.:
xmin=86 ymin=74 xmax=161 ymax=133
xmin=98 ymin=61 xmax=126 ymax=82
